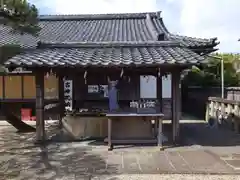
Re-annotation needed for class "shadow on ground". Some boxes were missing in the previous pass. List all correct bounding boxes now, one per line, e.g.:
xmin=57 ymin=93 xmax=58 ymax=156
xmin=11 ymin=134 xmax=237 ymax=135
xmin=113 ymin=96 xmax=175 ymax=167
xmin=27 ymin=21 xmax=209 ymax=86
xmin=1 ymin=120 xmax=240 ymax=178
xmin=50 ymin=119 xmax=240 ymax=148
xmin=0 ymin=123 xmax=119 ymax=180
xmin=180 ymin=121 xmax=240 ymax=147
xmin=50 ymin=123 xmax=175 ymax=148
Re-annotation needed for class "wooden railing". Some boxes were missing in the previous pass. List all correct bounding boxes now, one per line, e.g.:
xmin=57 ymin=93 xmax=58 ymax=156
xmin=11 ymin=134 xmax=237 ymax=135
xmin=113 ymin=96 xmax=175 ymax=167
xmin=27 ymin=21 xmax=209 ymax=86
xmin=205 ymin=97 xmax=240 ymax=133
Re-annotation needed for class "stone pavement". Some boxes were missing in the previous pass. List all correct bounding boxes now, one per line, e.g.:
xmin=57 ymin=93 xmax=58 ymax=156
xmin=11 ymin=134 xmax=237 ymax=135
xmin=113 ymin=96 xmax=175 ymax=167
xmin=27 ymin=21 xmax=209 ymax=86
xmin=0 ymin=121 xmax=240 ymax=180
xmin=180 ymin=120 xmax=240 ymax=171
xmin=102 ymin=174 xmax=240 ymax=180
xmin=1 ymin=142 xmax=239 ymax=180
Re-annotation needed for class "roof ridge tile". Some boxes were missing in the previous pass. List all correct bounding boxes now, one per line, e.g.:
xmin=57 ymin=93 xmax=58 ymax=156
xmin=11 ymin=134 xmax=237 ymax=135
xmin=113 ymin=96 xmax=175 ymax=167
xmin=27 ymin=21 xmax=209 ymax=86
xmin=37 ymin=41 xmax=181 ymax=48
xmin=38 ymin=11 xmax=162 ymax=21
xmin=0 ymin=10 xmax=218 ymax=51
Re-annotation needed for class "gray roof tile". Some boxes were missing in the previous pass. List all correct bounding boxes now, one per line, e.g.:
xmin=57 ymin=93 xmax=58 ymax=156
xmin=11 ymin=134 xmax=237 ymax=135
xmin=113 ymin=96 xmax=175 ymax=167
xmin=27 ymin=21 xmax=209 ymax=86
xmin=0 ymin=12 xmax=218 ymax=48
xmin=152 ymin=18 xmax=218 ymax=47
xmin=5 ymin=42 xmax=205 ymax=67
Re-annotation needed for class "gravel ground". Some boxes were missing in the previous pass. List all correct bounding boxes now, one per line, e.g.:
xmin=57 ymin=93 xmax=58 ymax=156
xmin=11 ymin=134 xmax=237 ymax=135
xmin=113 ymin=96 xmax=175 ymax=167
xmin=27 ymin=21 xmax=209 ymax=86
xmin=94 ymin=174 xmax=240 ymax=180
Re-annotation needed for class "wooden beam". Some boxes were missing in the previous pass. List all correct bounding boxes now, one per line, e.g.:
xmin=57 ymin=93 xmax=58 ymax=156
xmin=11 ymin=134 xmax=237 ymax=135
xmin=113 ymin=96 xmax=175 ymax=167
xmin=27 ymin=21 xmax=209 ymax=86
xmin=156 ymin=75 xmax=162 ymax=141
xmin=171 ymin=69 xmax=181 ymax=143
xmin=157 ymin=117 xmax=163 ymax=150
xmin=154 ymin=118 xmax=158 ymax=137
xmin=35 ymin=70 xmax=45 ymax=143
xmin=179 ymin=78 xmax=182 ymax=120
xmin=108 ymin=118 xmax=113 ymax=151
xmin=156 ymin=75 xmax=162 ymax=112
xmin=2 ymin=75 xmax=5 ymax=99
xmin=105 ymin=139 xmax=157 ymax=144
xmin=58 ymin=74 xmax=64 ymax=128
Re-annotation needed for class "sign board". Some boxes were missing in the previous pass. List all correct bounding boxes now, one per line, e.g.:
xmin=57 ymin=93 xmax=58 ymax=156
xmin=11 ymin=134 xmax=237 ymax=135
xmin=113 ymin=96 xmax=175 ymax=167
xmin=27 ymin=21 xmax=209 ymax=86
xmin=88 ymin=84 xmax=108 ymax=98
xmin=100 ymin=85 xmax=108 ymax=97
xmin=88 ymin=85 xmax=99 ymax=93
xmin=64 ymin=80 xmax=73 ymax=111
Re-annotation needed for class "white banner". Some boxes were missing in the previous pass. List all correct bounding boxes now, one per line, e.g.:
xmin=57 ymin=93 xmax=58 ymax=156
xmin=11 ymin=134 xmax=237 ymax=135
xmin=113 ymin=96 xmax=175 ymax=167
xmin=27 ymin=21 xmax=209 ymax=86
xmin=64 ymin=80 xmax=73 ymax=111
xmin=162 ymin=74 xmax=172 ymax=98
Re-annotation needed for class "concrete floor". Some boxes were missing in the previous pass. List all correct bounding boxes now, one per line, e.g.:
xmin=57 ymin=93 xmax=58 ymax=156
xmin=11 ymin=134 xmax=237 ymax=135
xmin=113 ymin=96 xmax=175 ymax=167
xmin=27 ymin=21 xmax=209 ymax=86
xmin=0 ymin=141 xmax=239 ymax=180
xmin=0 ymin=119 xmax=240 ymax=180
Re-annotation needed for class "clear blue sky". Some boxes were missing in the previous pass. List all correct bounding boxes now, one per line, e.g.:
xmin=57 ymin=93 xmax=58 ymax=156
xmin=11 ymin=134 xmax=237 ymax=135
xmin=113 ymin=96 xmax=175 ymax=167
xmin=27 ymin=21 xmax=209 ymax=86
xmin=29 ymin=0 xmax=240 ymax=53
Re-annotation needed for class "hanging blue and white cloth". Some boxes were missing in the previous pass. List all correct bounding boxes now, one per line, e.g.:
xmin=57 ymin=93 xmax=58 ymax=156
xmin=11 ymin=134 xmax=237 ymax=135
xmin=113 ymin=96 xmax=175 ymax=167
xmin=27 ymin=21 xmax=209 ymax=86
xmin=108 ymin=80 xmax=119 ymax=111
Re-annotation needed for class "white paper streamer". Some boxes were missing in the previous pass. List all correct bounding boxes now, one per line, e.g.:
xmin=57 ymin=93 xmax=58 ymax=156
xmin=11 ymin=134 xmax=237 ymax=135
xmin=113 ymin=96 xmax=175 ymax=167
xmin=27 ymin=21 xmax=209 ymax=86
xmin=158 ymin=68 xmax=161 ymax=77
xmin=143 ymin=75 xmax=150 ymax=83
xmin=120 ymin=68 xmax=124 ymax=78
xmin=45 ymin=72 xmax=49 ymax=79
xmin=84 ymin=70 xmax=87 ymax=79
xmin=84 ymin=70 xmax=88 ymax=84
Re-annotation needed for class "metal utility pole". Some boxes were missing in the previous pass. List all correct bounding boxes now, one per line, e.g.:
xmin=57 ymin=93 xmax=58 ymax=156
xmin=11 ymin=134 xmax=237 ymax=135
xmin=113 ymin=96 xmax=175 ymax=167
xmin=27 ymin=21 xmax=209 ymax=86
xmin=221 ymin=54 xmax=224 ymax=98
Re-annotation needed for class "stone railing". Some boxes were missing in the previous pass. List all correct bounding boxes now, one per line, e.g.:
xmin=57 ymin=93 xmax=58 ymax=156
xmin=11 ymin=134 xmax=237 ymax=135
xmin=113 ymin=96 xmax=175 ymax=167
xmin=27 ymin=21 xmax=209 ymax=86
xmin=226 ymin=87 xmax=240 ymax=101
xmin=205 ymin=97 xmax=240 ymax=133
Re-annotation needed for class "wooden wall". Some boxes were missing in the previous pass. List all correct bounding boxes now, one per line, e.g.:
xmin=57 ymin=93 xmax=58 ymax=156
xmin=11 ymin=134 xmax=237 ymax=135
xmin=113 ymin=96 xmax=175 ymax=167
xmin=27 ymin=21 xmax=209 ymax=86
xmin=0 ymin=76 xmax=3 ymax=98
xmin=62 ymin=116 xmax=153 ymax=139
xmin=62 ymin=116 xmax=108 ymax=139
xmin=0 ymin=74 xmax=58 ymax=100
xmin=74 ymin=73 xmax=139 ymax=100
xmin=5 ymin=76 xmax=22 ymax=99
xmin=23 ymin=75 xmax=35 ymax=99
xmin=44 ymin=75 xmax=59 ymax=99
xmin=73 ymin=72 xmax=140 ymax=109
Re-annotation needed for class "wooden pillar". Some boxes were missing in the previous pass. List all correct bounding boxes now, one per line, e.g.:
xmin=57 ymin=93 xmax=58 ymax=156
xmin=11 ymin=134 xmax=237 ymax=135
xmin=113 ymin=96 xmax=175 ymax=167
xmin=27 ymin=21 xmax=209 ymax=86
xmin=2 ymin=75 xmax=5 ymax=99
xmin=179 ymin=78 xmax=182 ymax=119
xmin=108 ymin=118 xmax=113 ymax=150
xmin=35 ymin=70 xmax=45 ymax=142
xmin=156 ymin=74 xmax=162 ymax=138
xmin=233 ymin=104 xmax=240 ymax=133
xmin=171 ymin=69 xmax=181 ymax=143
xmin=156 ymin=74 xmax=162 ymax=112
xmin=153 ymin=118 xmax=158 ymax=137
xmin=58 ymin=74 xmax=64 ymax=128
xmin=157 ymin=117 xmax=163 ymax=150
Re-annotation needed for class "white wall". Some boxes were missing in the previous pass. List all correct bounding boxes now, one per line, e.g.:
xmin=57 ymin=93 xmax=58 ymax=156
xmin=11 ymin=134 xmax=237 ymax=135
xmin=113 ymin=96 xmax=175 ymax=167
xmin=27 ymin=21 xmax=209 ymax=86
xmin=140 ymin=74 xmax=172 ymax=98
xmin=140 ymin=76 xmax=156 ymax=98
xmin=162 ymin=74 xmax=172 ymax=98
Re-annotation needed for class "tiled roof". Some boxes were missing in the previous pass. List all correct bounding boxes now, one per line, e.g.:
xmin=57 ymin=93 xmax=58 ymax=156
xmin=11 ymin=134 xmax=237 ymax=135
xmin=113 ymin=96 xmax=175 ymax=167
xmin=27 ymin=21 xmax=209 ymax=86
xmin=4 ymin=42 xmax=205 ymax=67
xmin=152 ymin=18 xmax=218 ymax=47
xmin=0 ymin=11 xmax=218 ymax=49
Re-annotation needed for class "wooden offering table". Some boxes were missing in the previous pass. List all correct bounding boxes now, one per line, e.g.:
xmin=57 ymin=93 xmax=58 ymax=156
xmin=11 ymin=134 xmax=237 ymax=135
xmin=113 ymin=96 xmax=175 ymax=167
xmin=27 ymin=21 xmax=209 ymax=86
xmin=106 ymin=112 xmax=164 ymax=150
